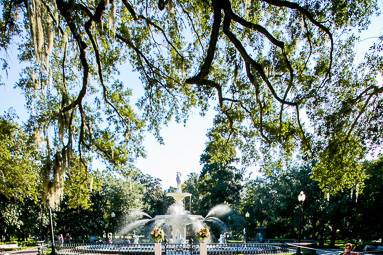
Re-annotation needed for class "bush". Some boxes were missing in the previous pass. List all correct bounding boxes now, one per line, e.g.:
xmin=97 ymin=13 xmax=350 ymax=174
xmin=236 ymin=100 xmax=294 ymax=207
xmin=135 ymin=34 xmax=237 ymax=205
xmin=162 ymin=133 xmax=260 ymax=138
xmin=19 ymin=240 xmax=37 ymax=247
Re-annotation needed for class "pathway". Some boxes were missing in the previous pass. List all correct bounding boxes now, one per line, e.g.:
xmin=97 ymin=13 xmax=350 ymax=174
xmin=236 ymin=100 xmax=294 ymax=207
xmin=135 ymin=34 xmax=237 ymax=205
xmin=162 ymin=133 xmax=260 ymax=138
xmin=0 ymin=247 xmax=38 ymax=255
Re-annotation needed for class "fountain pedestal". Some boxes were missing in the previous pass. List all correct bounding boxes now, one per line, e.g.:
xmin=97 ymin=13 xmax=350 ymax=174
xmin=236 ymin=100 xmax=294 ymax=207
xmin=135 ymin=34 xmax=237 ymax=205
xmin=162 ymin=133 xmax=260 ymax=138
xmin=166 ymin=192 xmax=191 ymax=204
xmin=165 ymin=191 xmax=192 ymax=243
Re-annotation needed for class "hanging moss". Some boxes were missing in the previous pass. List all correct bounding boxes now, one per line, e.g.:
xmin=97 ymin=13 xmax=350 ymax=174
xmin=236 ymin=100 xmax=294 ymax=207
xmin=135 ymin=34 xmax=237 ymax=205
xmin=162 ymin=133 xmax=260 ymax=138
xmin=44 ymin=151 xmax=65 ymax=209
xmin=109 ymin=0 xmax=116 ymax=37
xmin=27 ymin=0 xmax=56 ymax=73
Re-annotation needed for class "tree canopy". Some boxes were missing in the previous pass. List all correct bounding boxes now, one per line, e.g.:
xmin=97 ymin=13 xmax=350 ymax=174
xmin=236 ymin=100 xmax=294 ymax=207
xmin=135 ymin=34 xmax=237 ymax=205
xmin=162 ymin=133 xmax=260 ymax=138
xmin=1 ymin=0 xmax=382 ymax=200
xmin=0 ymin=115 xmax=40 ymax=202
xmin=239 ymin=159 xmax=383 ymax=243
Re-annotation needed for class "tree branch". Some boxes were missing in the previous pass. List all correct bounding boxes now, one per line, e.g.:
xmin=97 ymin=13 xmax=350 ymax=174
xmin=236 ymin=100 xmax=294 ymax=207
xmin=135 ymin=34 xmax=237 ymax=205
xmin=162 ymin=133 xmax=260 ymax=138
xmin=346 ymin=91 xmax=378 ymax=138
xmin=79 ymin=1 xmax=135 ymax=129
xmin=178 ymin=1 xmax=204 ymax=51
xmin=41 ymin=0 xmax=64 ymax=34
xmin=56 ymin=0 xmax=89 ymax=113
xmin=244 ymin=60 xmax=272 ymax=144
xmin=295 ymin=105 xmax=312 ymax=155
xmin=186 ymin=0 xmax=222 ymax=83
xmin=221 ymin=9 xmax=297 ymax=106
xmin=228 ymin=10 xmax=296 ymax=136
xmin=261 ymin=0 xmax=334 ymax=83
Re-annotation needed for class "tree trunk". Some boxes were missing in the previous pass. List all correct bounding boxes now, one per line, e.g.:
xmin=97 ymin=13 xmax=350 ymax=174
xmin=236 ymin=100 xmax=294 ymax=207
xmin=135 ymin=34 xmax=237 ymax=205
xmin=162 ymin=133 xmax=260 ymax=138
xmin=311 ymin=218 xmax=318 ymax=240
xmin=5 ymin=232 xmax=10 ymax=242
xmin=317 ymin=223 xmax=325 ymax=247
xmin=330 ymin=225 xmax=337 ymax=247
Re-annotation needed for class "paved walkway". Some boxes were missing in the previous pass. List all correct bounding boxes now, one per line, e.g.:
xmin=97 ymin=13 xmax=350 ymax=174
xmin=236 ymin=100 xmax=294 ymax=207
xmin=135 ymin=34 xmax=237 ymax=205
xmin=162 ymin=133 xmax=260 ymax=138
xmin=0 ymin=247 xmax=38 ymax=255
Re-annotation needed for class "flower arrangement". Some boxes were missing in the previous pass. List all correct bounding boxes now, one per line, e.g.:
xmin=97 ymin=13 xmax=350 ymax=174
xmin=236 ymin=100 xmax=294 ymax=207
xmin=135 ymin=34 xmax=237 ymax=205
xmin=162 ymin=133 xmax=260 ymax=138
xmin=196 ymin=227 xmax=210 ymax=241
xmin=150 ymin=227 xmax=164 ymax=243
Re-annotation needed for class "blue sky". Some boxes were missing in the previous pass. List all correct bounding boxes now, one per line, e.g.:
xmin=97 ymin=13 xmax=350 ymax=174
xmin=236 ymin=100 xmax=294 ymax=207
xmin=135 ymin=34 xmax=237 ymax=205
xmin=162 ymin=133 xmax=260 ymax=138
xmin=1 ymin=6 xmax=382 ymax=188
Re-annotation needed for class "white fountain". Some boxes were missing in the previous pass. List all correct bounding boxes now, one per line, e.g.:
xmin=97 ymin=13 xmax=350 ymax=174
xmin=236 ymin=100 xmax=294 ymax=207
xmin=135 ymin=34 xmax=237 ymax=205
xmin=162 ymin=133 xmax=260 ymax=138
xmin=161 ymin=172 xmax=192 ymax=243
xmin=119 ymin=172 xmax=231 ymax=243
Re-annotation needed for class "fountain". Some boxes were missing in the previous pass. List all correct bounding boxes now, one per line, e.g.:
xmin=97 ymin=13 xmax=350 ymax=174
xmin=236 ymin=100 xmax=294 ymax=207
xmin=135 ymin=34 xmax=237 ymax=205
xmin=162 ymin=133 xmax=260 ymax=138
xmin=119 ymin=172 xmax=229 ymax=244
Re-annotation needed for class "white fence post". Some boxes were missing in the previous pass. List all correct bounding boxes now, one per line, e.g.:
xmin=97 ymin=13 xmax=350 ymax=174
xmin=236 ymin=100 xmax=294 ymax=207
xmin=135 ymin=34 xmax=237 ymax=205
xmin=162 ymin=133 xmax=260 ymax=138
xmin=200 ymin=242 xmax=207 ymax=255
xmin=154 ymin=243 xmax=162 ymax=255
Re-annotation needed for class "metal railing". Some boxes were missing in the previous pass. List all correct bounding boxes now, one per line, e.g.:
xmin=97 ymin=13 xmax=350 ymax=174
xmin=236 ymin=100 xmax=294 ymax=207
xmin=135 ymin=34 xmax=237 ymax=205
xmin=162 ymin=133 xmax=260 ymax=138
xmin=163 ymin=243 xmax=199 ymax=255
xmin=56 ymin=242 xmax=293 ymax=255
xmin=57 ymin=243 xmax=155 ymax=255
xmin=207 ymin=243 xmax=293 ymax=255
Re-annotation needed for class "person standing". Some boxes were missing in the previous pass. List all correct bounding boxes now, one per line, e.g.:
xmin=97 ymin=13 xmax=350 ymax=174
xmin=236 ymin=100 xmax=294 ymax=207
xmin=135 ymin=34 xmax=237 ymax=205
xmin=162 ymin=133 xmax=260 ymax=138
xmin=343 ymin=243 xmax=353 ymax=255
xmin=64 ymin=233 xmax=72 ymax=244
xmin=58 ymin=234 xmax=64 ymax=246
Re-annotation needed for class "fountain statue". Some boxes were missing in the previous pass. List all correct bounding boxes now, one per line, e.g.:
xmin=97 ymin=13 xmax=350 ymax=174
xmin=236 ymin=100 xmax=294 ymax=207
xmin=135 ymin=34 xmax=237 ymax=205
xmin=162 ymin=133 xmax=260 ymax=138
xmin=218 ymin=233 xmax=226 ymax=244
xmin=176 ymin=172 xmax=182 ymax=191
xmin=133 ymin=235 xmax=140 ymax=244
xmin=166 ymin=171 xmax=191 ymax=206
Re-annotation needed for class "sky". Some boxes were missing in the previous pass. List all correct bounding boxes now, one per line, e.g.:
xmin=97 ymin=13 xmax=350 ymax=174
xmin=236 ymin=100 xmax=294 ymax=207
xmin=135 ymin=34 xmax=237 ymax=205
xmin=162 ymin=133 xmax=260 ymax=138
xmin=1 ymin=6 xmax=382 ymax=188
xmin=126 ymin=63 xmax=215 ymax=187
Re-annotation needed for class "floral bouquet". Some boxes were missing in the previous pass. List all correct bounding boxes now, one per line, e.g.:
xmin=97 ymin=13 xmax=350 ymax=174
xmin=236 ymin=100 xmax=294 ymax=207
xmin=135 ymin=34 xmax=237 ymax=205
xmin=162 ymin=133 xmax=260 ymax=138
xmin=150 ymin=227 xmax=164 ymax=243
xmin=196 ymin=227 xmax=210 ymax=242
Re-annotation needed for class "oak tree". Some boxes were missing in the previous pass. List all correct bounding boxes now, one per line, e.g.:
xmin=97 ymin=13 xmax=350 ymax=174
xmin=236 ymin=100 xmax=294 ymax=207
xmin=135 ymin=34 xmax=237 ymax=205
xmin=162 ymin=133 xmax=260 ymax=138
xmin=1 ymin=0 xmax=381 ymax=200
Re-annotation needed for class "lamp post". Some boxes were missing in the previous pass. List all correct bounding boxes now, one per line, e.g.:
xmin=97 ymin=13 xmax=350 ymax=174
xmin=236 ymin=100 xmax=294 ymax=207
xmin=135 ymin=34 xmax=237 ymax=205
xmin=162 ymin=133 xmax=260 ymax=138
xmin=244 ymin=211 xmax=250 ymax=243
xmin=49 ymin=207 xmax=56 ymax=255
xmin=297 ymin=191 xmax=306 ymax=255
xmin=111 ymin=212 xmax=116 ymax=241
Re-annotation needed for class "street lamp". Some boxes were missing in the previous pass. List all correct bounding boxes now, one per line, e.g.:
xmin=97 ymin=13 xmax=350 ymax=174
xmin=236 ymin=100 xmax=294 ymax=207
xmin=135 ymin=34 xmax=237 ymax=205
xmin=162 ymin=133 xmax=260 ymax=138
xmin=244 ymin=211 xmax=250 ymax=243
xmin=111 ymin=212 xmax=116 ymax=241
xmin=49 ymin=206 xmax=56 ymax=255
xmin=297 ymin=191 xmax=306 ymax=255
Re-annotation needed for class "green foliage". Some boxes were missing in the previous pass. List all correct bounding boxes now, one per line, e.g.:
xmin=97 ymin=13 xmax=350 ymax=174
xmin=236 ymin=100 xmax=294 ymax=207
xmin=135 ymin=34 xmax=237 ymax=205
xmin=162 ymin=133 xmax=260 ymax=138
xmin=64 ymin=160 xmax=101 ymax=209
xmin=352 ymin=157 xmax=383 ymax=240
xmin=56 ymin=171 xmax=144 ymax=239
xmin=0 ymin=116 xmax=40 ymax=202
xmin=19 ymin=240 xmax=38 ymax=247
xmin=182 ymin=173 xmax=200 ymax=213
xmin=103 ymin=174 xmax=144 ymax=215
xmin=2 ymin=203 xmax=23 ymax=231
xmin=131 ymin=171 xmax=170 ymax=216
xmin=202 ymin=125 xmax=238 ymax=166
xmin=313 ymin=134 xmax=367 ymax=194
xmin=0 ymin=194 xmax=43 ymax=242
xmin=182 ymin=136 xmax=244 ymax=219
xmin=241 ymin=159 xmax=383 ymax=243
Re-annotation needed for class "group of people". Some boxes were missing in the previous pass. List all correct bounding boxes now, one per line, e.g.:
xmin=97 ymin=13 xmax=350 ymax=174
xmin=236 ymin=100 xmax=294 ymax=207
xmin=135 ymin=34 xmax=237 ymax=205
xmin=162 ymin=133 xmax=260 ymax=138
xmin=57 ymin=233 xmax=72 ymax=245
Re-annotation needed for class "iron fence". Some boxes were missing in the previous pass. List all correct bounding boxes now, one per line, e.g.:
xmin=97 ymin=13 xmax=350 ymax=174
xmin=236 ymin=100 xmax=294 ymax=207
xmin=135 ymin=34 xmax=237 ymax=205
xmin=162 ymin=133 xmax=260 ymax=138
xmin=207 ymin=243 xmax=292 ymax=255
xmin=56 ymin=242 xmax=294 ymax=255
